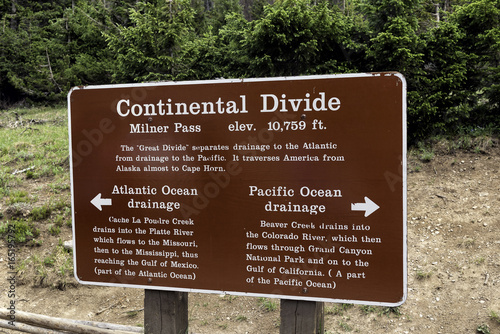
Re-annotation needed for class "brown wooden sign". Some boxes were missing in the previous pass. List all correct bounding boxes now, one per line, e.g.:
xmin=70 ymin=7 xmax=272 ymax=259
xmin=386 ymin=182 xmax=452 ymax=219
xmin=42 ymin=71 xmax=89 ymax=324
xmin=68 ymin=73 xmax=407 ymax=306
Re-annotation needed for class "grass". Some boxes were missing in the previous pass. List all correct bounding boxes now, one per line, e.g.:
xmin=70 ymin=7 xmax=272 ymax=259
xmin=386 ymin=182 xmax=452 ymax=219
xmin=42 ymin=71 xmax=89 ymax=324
xmin=490 ymin=310 xmax=500 ymax=324
xmin=31 ymin=200 xmax=71 ymax=221
xmin=0 ymin=199 xmax=71 ymax=244
xmin=258 ymin=297 xmax=278 ymax=312
xmin=326 ymin=304 xmax=353 ymax=316
xmin=338 ymin=320 xmax=352 ymax=331
xmin=222 ymin=295 xmax=238 ymax=303
xmin=31 ymin=204 xmax=52 ymax=220
xmin=419 ymin=148 xmax=435 ymax=162
xmin=380 ymin=307 xmax=402 ymax=317
xmin=360 ymin=305 xmax=377 ymax=314
xmin=413 ymin=131 xmax=497 ymax=157
xmin=416 ymin=270 xmax=433 ymax=280
xmin=7 ymin=190 xmax=32 ymax=204
xmin=358 ymin=304 xmax=402 ymax=317
xmin=451 ymin=134 xmax=495 ymax=153
xmin=125 ymin=310 xmax=140 ymax=318
xmin=476 ymin=324 xmax=490 ymax=334
xmin=16 ymin=244 xmax=74 ymax=289
xmin=48 ymin=224 xmax=61 ymax=236
xmin=0 ymin=107 xmax=69 ymax=182
xmin=460 ymin=237 xmax=476 ymax=248
xmin=235 ymin=315 xmax=247 ymax=322
xmin=0 ymin=106 xmax=73 ymax=289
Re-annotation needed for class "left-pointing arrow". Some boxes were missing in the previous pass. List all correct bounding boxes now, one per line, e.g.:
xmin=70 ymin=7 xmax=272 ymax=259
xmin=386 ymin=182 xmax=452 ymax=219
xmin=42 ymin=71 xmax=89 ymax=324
xmin=91 ymin=193 xmax=112 ymax=211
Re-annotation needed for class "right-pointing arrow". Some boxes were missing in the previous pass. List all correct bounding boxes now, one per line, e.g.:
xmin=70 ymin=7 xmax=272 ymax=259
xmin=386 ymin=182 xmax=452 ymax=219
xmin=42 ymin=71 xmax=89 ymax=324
xmin=351 ymin=197 xmax=380 ymax=217
xmin=91 ymin=193 xmax=112 ymax=211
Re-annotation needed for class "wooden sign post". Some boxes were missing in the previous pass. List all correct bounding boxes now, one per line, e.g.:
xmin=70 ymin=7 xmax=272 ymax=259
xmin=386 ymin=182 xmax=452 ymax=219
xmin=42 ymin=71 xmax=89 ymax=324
xmin=280 ymin=299 xmax=324 ymax=334
xmin=144 ymin=290 xmax=188 ymax=334
xmin=68 ymin=73 xmax=407 ymax=332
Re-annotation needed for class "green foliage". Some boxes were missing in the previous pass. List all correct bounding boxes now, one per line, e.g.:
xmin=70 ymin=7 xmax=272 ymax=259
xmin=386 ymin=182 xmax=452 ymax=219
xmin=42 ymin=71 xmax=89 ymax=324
xmin=360 ymin=305 xmax=377 ymax=314
xmin=177 ymin=31 xmax=225 ymax=80
xmin=327 ymin=303 xmax=353 ymax=316
xmin=476 ymin=324 xmax=491 ymax=334
xmin=48 ymin=224 xmax=61 ymax=236
xmin=0 ymin=2 xmax=73 ymax=104
xmin=64 ymin=1 xmax=118 ymax=85
xmin=106 ymin=0 xmax=197 ymax=82
xmin=416 ymin=270 xmax=433 ymax=279
xmin=17 ymin=244 xmax=74 ymax=289
xmin=258 ymin=297 xmax=278 ymax=312
xmin=338 ymin=319 xmax=352 ymax=331
xmin=0 ymin=219 xmax=39 ymax=244
xmin=359 ymin=304 xmax=402 ymax=317
xmin=216 ymin=12 xmax=252 ymax=77
xmin=31 ymin=204 xmax=52 ymax=221
xmin=1 ymin=0 xmax=499 ymax=141
xmin=360 ymin=0 xmax=422 ymax=32
xmin=8 ymin=190 xmax=30 ymax=204
xmin=206 ymin=0 xmax=242 ymax=32
xmin=30 ymin=200 xmax=70 ymax=221
xmin=361 ymin=0 xmax=424 ymax=77
xmin=490 ymin=310 xmax=500 ymax=324
xmin=452 ymin=0 xmax=500 ymax=130
xmin=365 ymin=16 xmax=424 ymax=75
xmin=244 ymin=0 xmax=357 ymax=77
xmin=409 ymin=21 xmax=470 ymax=141
xmin=380 ymin=306 xmax=402 ymax=317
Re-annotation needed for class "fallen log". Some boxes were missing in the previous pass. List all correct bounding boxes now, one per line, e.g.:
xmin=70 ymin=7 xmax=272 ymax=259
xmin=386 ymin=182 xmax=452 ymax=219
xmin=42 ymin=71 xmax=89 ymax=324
xmin=0 ymin=319 xmax=67 ymax=334
xmin=63 ymin=319 xmax=142 ymax=333
xmin=0 ymin=310 xmax=143 ymax=334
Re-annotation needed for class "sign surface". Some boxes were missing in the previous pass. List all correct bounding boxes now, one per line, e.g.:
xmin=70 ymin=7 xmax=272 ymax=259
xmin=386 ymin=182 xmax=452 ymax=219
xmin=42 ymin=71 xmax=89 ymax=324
xmin=68 ymin=73 xmax=407 ymax=306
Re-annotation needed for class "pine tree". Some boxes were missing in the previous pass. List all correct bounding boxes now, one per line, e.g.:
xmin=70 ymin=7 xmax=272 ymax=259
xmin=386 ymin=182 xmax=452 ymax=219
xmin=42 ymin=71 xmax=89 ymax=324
xmin=452 ymin=0 xmax=500 ymax=130
xmin=243 ymin=0 xmax=357 ymax=77
xmin=106 ymin=0 xmax=196 ymax=82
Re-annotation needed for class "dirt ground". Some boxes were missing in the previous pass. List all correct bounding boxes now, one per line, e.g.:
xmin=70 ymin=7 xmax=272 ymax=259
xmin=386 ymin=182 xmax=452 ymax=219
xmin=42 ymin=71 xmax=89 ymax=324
xmin=1 ymin=140 xmax=499 ymax=334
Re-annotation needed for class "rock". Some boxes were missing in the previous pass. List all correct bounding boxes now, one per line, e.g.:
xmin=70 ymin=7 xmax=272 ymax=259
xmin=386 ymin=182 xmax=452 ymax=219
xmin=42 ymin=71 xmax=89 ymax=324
xmin=63 ymin=240 xmax=73 ymax=250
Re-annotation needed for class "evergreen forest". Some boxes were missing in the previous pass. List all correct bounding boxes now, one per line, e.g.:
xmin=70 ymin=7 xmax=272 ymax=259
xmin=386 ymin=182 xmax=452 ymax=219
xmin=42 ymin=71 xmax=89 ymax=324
xmin=1 ymin=0 xmax=499 ymax=142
